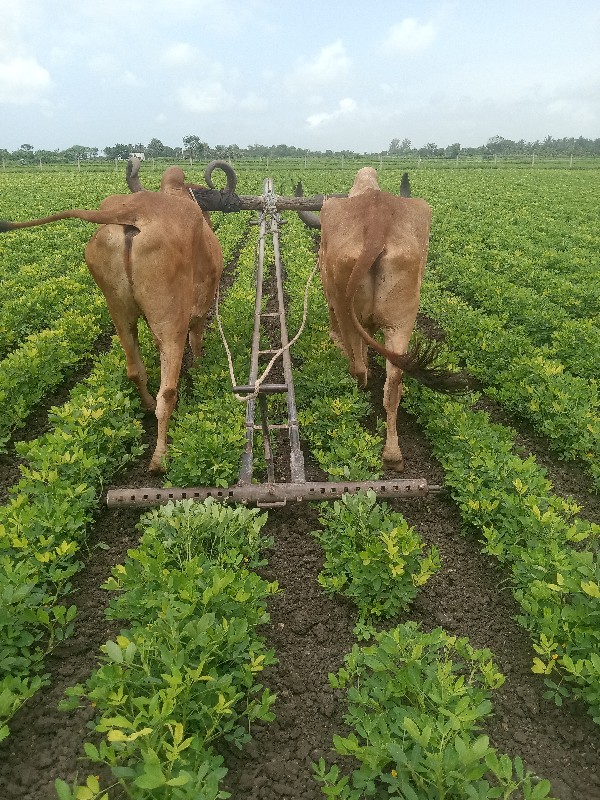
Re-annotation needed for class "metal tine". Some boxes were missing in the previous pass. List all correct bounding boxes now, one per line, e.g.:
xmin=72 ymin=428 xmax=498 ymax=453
xmin=258 ymin=393 xmax=275 ymax=483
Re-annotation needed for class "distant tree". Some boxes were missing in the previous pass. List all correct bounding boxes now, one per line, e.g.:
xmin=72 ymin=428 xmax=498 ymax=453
xmin=418 ymin=142 xmax=443 ymax=157
xmin=226 ymin=144 xmax=242 ymax=160
xmin=62 ymin=145 xmax=98 ymax=162
xmin=247 ymin=143 xmax=268 ymax=158
xmin=485 ymin=135 xmax=516 ymax=156
xmin=183 ymin=135 xmax=209 ymax=160
xmin=104 ymin=143 xmax=134 ymax=160
xmin=146 ymin=138 xmax=169 ymax=158
xmin=34 ymin=148 xmax=62 ymax=164
xmin=388 ymin=138 xmax=412 ymax=155
xmin=444 ymin=142 xmax=461 ymax=158
xmin=17 ymin=144 xmax=35 ymax=161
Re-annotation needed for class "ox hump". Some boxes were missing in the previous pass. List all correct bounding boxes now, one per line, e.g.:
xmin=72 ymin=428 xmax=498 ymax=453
xmin=160 ymin=167 xmax=186 ymax=193
xmin=349 ymin=167 xmax=380 ymax=197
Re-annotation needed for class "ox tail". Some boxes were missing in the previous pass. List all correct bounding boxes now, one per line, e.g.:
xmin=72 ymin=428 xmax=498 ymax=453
xmin=0 ymin=209 xmax=140 ymax=233
xmin=348 ymin=302 xmax=467 ymax=393
xmin=345 ymin=244 xmax=467 ymax=394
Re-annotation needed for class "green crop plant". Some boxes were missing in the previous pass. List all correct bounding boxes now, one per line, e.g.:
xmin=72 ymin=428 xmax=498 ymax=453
xmin=313 ymin=490 xmax=440 ymax=635
xmin=57 ymin=499 xmax=277 ymax=800
xmin=314 ymin=623 xmax=555 ymax=799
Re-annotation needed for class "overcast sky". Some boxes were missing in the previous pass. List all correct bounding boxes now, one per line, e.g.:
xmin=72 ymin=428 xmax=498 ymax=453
xmin=2 ymin=0 xmax=599 ymax=154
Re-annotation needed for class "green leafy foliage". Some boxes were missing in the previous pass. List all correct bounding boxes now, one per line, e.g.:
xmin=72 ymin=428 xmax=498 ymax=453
xmin=165 ymin=211 xmax=255 ymax=485
xmin=403 ymin=381 xmax=600 ymax=723
xmin=59 ymin=499 xmax=277 ymax=799
xmin=0 ymin=340 xmax=146 ymax=736
xmin=313 ymin=490 xmax=440 ymax=630
xmin=420 ymin=280 xmax=600 ymax=487
xmin=315 ymin=623 xmax=555 ymax=800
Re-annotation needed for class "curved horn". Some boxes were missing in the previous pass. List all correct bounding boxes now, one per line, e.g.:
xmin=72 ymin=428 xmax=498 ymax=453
xmin=126 ymin=157 xmax=146 ymax=193
xmin=204 ymin=160 xmax=238 ymax=194
xmin=294 ymin=180 xmax=322 ymax=230
xmin=399 ymin=172 xmax=411 ymax=198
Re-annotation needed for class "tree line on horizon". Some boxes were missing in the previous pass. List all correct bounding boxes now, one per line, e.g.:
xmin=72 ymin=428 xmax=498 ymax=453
xmin=2 ymin=134 xmax=599 ymax=165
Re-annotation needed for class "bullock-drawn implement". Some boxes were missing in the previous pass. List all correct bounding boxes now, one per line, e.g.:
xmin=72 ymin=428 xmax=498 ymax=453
xmin=107 ymin=160 xmax=445 ymax=509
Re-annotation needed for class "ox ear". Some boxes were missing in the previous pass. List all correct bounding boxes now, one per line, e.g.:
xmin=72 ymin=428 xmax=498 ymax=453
xmin=294 ymin=180 xmax=322 ymax=230
xmin=126 ymin=157 xmax=146 ymax=193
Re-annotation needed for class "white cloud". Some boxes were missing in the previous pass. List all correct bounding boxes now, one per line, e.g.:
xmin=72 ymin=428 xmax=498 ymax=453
xmin=306 ymin=97 xmax=357 ymax=128
xmin=88 ymin=53 xmax=119 ymax=75
xmin=161 ymin=42 xmax=199 ymax=67
xmin=0 ymin=56 xmax=52 ymax=105
xmin=381 ymin=18 xmax=436 ymax=55
xmin=87 ymin=54 xmax=143 ymax=86
xmin=124 ymin=70 xmax=144 ymax=87
xmin=239 ymin=91 xmax=267 ymax=111
xmin=178 ymin=81 xmax=235 ymax=113
xmin=290 ymin=40 xmax=351 ymax=88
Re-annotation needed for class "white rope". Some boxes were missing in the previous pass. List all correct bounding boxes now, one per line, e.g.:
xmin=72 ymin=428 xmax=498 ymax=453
xmin=216 ymin=242 xmax=320 ymax=403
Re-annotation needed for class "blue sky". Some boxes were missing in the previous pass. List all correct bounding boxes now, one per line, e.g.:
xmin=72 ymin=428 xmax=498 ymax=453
xmin=1 ymin=0 xmax=599 ymax=153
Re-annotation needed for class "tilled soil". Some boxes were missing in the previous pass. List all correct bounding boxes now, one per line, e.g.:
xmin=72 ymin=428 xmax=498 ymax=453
xmin=1 ymin=351 xmax=600 ymax=798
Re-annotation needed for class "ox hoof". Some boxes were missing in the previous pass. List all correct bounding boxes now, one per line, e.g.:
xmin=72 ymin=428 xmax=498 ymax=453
xmin=383 ymin=453 xmax=405 ymax=472
xmin=149 ymin=456 xmax=167 ymax=474
xmin=352 ymin=370 xmax=369 ymax=388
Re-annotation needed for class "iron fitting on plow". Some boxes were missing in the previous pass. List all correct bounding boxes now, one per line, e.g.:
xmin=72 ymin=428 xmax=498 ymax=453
xmin=106 ymin=479 xmax=443 ymax=509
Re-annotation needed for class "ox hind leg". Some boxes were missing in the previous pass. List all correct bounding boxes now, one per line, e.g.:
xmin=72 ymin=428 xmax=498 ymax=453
xmin=106 ymin=302 xmax=156 ymax=412
xmin=380 ymin=326 xmax=413 ymax=471
xmin=149 ymin=332 xmax=187 ymax=472
xmin=188 ymin=313 xmax=208 ymax=362
xmin=330 ymin=303 xmax=370 ymax=387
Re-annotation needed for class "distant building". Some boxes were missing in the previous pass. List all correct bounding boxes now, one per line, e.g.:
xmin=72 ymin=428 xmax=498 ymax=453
xmin=130 ymin=152 xmax=145 ymax=160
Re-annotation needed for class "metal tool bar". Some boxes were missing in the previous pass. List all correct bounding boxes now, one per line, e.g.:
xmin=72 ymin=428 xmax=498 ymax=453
xmin=237 ymin=183 xmax=269 ymax=486
xmin=236 ymin=178 xmax=305 ymax=486
xmin=269 ymin=187 xmax=306 ymax=483
xmin=106 ymin=479 xmax=443 ymax=508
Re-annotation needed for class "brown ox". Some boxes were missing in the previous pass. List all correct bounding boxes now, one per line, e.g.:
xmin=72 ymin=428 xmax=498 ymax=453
xmin=299 ymin=167 xmax=464 ymax=471
xmin=0 ymin=166 xmax=223 ymax=472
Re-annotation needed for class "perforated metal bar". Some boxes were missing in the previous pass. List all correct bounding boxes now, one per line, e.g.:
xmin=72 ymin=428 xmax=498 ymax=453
xmin=106 ymin=479 xmax=443 ymax=508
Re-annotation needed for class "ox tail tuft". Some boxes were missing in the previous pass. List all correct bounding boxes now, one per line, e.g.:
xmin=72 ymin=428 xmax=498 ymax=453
xmin=0 ymin=220 xmax=15 ymax=233
xmin=392 ymin=338 xmax=469 ymax=394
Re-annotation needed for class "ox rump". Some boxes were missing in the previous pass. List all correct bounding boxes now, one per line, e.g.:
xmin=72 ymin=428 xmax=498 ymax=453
xmin=0 ymin=166 xmax=223 ymax=473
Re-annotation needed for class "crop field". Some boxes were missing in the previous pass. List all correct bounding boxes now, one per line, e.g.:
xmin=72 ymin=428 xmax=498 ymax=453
xmin=0 ymin=163 xmax=598 ymax=800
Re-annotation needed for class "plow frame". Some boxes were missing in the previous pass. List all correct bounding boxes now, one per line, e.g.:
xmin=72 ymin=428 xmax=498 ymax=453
xmin=106 ymin=163 xmax=442 ymax=509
